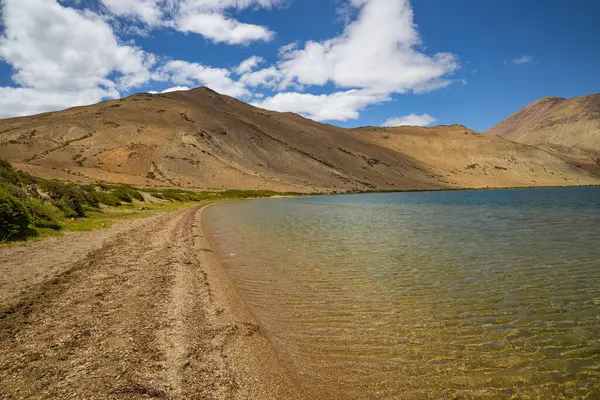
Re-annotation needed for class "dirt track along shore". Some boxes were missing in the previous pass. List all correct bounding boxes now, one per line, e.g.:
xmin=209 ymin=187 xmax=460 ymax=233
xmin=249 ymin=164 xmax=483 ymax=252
xmin=0 ymin=205 xmax=302 ymax=399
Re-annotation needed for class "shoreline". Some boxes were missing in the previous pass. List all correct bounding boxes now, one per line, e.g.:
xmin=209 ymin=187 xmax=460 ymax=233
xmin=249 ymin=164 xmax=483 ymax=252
xmin=2 ymin=192 xmax=599 ymax=397
xmin=345 ymin=182 xmax=600 ymax=195
xmin=0 ymin=203 xmax=304 ymax=399
xmin=194 ymin=203 xmax=305 ymax=399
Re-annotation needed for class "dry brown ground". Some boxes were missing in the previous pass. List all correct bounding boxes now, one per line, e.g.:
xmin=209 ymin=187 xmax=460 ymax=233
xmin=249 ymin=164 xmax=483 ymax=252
xmin=0 ymin=205 xmax=302 ymax=400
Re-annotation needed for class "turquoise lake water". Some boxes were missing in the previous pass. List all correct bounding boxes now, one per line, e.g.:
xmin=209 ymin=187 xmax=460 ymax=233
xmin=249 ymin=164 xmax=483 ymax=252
xmin=203 ymin=187 xmax=600 ymax=399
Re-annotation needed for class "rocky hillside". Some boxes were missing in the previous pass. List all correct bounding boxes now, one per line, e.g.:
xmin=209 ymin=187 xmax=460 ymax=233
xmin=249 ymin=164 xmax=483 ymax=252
xmin=486 ymin=94 xmax=600 ymax=158
xmin=0 ymin=87 xmax=598 ymax=192
xmin=351 ymin=124 xmax=598 ymax=189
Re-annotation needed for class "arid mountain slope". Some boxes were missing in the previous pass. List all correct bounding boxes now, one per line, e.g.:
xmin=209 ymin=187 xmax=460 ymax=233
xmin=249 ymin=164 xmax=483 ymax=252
xmin=351 ymin=124 xmax=598 ymax=188
xmin=0 ymin=87 xmax=597 ymax=191
xmin=486 ymin=94 xmax=600 ymax=158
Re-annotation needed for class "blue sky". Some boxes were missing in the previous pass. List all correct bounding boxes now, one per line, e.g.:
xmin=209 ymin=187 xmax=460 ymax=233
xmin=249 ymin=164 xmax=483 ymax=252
xmin=0 ymin=0 xmax=598 ymax=131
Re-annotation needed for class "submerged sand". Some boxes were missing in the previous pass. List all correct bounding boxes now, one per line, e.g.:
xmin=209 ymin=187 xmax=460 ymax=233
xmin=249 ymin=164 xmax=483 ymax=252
xmin=0 ymin=205 xmax=302 ymax=399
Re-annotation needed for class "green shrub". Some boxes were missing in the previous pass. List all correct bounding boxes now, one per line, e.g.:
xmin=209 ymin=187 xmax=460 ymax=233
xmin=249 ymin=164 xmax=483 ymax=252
xmin=81 ymin=185 xmax=127 ymax=208
xmin=0 ymin=159 xmax=36 ymax=186
xmin=146 ymin=188 xmax=215 ymax=202
xmin=4 ymin=184 xmax=28 ymax=199
xmin=82 ymin=187 xmax=101 ymax=208
xmin=154 ymin=189 xmax=186 ymax=202
xmin=112 ymin=186 xmax=144 ymax=203
xmin=39 ymin=180 xmax=87 ymax=217
xmin=0 ymin=187 xmax=31 ymax=240
xmin=96 ymin=191 xmax=122 ymax=207
xmin=0 ymin=159 xmax=20 ymax=185
xmin=52 ymin=196 xmax=79 ymax=218
xmin=23 ymin=197 xmax=62 ymax=230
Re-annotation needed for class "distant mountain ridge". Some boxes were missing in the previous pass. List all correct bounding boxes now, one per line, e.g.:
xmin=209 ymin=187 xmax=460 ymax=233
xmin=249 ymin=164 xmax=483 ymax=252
xmin=0 ymin=87 xmax=598 ymax=192
xmin=486 ymin=93 xmax=600 ymax=158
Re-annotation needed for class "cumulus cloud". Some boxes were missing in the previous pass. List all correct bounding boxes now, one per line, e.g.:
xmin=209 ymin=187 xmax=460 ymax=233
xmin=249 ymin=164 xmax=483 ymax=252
xmin=100 ymin=0 xmax=164 ymax=26
xmin=99 ymin=0 xmax=281 ymax=44
xmin=161 ymin=85 xmax=191 ymax=93
xmin=175 ymin=0 xmax=282 ymax=44
xmin=154 ymin=60 xmax=250 ymax=97
xmin=0 ymin=87 xmax=116 ymax=118
xmin=252 ymin=89 xmax=390 ymax=121
xmin=382 ymin=113 xmax=437 ymax=127
xmin=235 ymin=56 xmax=265 ymax=74
xmin=239 ymin=67 xmax=282 ymax=88
xmin=177 ymin=12 xmax=273 ymax=44
xmin=0 ymin=0 xmax=154 ymax=117
xmin=147 ymin=85 xmax=191 ymax=94
xmin=250 ymin=0 xmax=458 ymax=121
xmin=275 ymin=0 xmax=458 ymax=92
xmin=511 ymin=55 xmax=534 ymax=65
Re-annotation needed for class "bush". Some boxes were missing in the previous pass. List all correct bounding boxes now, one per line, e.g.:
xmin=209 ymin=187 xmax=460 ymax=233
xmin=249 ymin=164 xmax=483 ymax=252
xmin=39 ymin=180 xmax=88 ymax=217
xmin=79 ymin=185 xmax=102 ymax=208
xmin=0 ymin=187 xmax=31 ymax=240
xmin=23 ymin=197 xmax=62 ymax=230
xmin=96 ymin=191 xmax=122 ymax=207
xmin=52 ymin=196 xmax=79 ymax=218
xmin=112 ymin=186 xmax=144 ymax=203
xmin=218 ymin=189 xmax=279 ymax=199
xmin=0 ymin=159 xmax=36 ymax=186
xmin=147 ymin=189 xmax=197 ymax=202
xmin=152 ymin=189 xmax=186 ymax=202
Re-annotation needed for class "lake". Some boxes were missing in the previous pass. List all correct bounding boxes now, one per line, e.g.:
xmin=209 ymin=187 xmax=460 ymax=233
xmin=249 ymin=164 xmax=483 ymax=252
xmin=203 ymin=187 xmax=600 ymax=398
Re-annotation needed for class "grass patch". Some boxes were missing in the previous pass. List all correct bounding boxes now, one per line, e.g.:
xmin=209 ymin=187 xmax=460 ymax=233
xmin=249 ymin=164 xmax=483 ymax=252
xmin=62 ymin=202 xmax=196 ymax=232
xmin=0 ymin=158 xmax=301 ymax=244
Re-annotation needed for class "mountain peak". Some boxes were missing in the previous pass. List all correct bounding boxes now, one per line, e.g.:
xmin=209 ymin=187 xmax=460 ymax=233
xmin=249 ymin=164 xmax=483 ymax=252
xmin=536 ymin=96 xmax=566 ymax=103
xmin=486 ymin=93 xmax=600 ymax=156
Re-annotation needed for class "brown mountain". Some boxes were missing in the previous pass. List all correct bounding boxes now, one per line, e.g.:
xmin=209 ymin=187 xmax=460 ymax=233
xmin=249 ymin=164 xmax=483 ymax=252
xmin=486 ymin=94 xmax=600 ymax=158
xmin=0 ymin=87 xmax=598 ymax=192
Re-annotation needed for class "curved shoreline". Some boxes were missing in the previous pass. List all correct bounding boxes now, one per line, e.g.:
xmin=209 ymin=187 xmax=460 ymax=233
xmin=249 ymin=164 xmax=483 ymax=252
xmin=194 ymin=202 xmax=305 ymax=399
xmin=0 ymin=203 xmax=304 ymax=399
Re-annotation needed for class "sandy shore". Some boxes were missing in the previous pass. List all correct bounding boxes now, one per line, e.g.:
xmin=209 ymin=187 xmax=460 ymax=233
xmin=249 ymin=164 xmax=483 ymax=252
xmin=0 ymin=204 xmax=302 ymax=399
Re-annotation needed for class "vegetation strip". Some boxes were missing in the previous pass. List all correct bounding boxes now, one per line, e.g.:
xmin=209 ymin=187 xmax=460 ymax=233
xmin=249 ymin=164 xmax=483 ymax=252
xmin=0 ymin=159 xmax=299 ymax=243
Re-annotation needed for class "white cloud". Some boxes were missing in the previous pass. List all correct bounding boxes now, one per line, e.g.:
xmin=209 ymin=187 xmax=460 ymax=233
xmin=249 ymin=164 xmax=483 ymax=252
xmin=278 ymin=42 xmax=298 ymax=55
xmin=0 ymin=0 xmax=154 ymax=117
xmin=245 ymin=0 xmax=458 ymax=121
xmin=0 ymin=87 xmax=117 ymax=118
xmin=0 ymin=0 xmax=153 ymax=92
xmin=174 ymin=1 xmax=283 ymax=44
xmin=177 ymin=12 xmax=273 ymax=44
xmin=161 ymin=85 xmax=191 ymax=93
xmin=155 ymin=60 xmax=250 ymax=97
xmin=97 ymin=0 xmax=282 ymax=44
xmin=177 ymin=0 xmax=282 ymax=11
xmin=235 ymin=55 xmax=264 ymax=74
xmin=100 ymin=0 xmax=163 ymax=26
xmin=382 ymin=113 xmax=436 ymax=127
xmin=148 ymin=85 xmax=191 ymax=94
xmin=240 ymin=66 xmax=282 ymax=88
xmin=252 ymin=89 xmax=390 ymax=121
xmin=511 ymin=55 xmax=534 ymax=65
xmin=275 ymin=0 xmax=458 ymax=92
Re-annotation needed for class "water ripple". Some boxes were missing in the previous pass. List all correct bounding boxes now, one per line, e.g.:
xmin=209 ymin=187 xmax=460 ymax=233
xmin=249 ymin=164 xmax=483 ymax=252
xmin=204 ymin=187 xmax=600 ymax=399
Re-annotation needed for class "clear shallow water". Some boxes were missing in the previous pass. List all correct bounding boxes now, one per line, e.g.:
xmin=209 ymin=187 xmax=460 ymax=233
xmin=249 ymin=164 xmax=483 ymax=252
xmin=203 ymin=187 xmax=600 ymax=399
